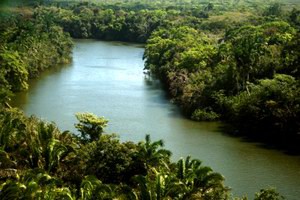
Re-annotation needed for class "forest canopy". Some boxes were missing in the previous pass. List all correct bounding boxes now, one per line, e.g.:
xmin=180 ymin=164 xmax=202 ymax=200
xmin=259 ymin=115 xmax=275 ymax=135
xmin=0 ymin=0 xmax=299 ymax=199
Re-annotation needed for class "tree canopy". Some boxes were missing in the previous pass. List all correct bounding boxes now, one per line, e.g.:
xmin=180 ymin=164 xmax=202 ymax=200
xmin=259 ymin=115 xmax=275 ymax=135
xmin=0 ymin=0 xmax=299 ymax=198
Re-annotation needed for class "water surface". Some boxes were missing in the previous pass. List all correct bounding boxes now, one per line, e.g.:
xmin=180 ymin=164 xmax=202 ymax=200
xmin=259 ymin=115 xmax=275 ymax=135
xmin=12 ymin=40 xmax=300 ymax=199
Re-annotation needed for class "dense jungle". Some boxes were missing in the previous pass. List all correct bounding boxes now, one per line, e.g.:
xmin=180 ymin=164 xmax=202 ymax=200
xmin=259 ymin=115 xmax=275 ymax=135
xmin=0 ymin=0 xmax=299 ymax=199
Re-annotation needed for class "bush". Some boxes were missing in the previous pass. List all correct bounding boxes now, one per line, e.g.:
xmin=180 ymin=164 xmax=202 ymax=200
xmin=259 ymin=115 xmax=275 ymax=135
xmin=191 ymin=108 xmax=220 ymax=121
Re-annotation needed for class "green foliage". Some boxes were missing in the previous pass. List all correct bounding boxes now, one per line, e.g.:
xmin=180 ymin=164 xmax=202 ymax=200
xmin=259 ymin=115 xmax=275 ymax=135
xmin=192 ymin=108 xmax=220 ymax=121
xmin=289 ymin=8 xmax=300 ymax=28
xmin=82 ymin=134 xmax=136 ymax=183
xmin=75 ymin=112 xmax=108 ymax=142
xmin=34 ymin=5 xmax=168 ymax=43
xmin=223 ymin=21 xmax=296 ymax=92
xmin=254 ymin=188 xmax=284 ymax=200
xmin=0 ymin=108 xmax=26 ymax=150
xmin=263 ymin=3 xmax=282 ymax=17
xmin=138 ymin=134 xmax=171 ymax=169
xmin=223 ymin=74 xmax=300 ymax=134
xmin=0 ymin=50 xmax=28 ymax=92
xmin=0 ymin=108 xmax=78 ymax=175
xmin=80 ymin=175 xmax=116 ymax=200
xmin=0 ymin=169 xmax=75 ymax=200
xmin=0 ymin=2 xmax=298 ymax=199
xmin=176 ymin=156 xmax=229 ymax=199
xmin=0 ymin=12 xmax=73 ymax=105
xmin=281 ymin=33 xmax=300 ymax=78
xmin=143 ymin=8 xmax=300 ymax=144
xmin=0 ymin=109 xmax=240 ymax=199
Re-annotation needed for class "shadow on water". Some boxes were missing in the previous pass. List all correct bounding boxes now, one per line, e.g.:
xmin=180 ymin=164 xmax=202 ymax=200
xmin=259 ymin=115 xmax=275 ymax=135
xmin=143 ymin=75 xmax=185 ymax=119
xmin=77 ymin=39 xmax=145 ymax=48
xmin=143 ymin=75 xmax=170 ymax=103
xmin=144 ymin=74 xmax=164 ymax=90
xmin=218 ymin=123 xmax=300 ymax=156
xmin=143 ymin=74 xmax=298 ymax=155
xmin=10 ymin=62 xmax=73 ymax=108
xmin=143 ymin=73 xmax=300 ymax=157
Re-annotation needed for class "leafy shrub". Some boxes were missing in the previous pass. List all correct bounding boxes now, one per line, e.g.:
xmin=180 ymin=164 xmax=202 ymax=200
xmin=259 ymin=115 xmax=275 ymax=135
xmin=191 ymin=108 xmax=220 ymax=121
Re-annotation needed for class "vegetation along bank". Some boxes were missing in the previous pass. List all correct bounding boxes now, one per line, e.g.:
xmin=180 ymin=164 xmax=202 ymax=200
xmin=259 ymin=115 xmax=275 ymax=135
xmin=0 ymin=0 xmax=300 ymax=199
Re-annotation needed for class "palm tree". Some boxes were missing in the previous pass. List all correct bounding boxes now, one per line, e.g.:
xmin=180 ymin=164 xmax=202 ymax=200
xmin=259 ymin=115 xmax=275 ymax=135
xmin=0 ymin=150 xmax=17 ymax=180
xmin=17 ymin=117 xmax=76 ymax=173
xmin=80 ymin=175 xmax=114 ymax=200
xmin=0 ymin=108 xmax=26 ymax=151
xmin=80 ymin=175 xmax=137 ymax=200
xmin=0 ymin=169 xmax=75 ymax=200
xmin=134 ymin=167 xmax=186 ymax=200
xmin=134 ymin=175 xmax=152 ymax=200
xmin=177 ymin=156 xmax=229 ymax=199
xmin=137 ymin=134 xmax=172 ymax=170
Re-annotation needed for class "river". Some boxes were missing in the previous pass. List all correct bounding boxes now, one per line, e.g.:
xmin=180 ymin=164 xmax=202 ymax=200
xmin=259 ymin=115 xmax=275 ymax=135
xmin=12 ymin=40 xmax=300 ymax=199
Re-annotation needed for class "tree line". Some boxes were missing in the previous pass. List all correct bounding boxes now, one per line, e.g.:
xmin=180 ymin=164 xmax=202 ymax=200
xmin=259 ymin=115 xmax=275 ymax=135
xmin=0 ymin=9 xmax=73 ymax=104
xmin=143 ymin=5 xmax=300 ymax=150
xmin=37 ymin=0 xmax=298 ymax=149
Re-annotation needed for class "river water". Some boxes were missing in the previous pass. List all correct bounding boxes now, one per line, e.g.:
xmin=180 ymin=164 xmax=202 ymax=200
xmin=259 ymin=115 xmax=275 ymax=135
xmin=12 ymin=40 xmax=300 ymax=199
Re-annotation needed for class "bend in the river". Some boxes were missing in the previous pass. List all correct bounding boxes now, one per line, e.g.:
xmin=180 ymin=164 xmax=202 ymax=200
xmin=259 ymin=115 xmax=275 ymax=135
xmin=12 ymin=40 xmax=300 ymax=199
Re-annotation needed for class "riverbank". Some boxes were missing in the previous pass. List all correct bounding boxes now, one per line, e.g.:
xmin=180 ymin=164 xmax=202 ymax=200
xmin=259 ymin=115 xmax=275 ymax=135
xmin=2 ymin=2 xmax=299 ymax=153
xmin=11 ymin=40 xmax=300 ymax=199
xmin=1 ymin=2 xmax=300 ymax=198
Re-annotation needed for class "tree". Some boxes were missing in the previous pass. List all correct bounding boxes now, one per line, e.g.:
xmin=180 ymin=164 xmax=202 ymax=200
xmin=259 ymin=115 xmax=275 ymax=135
xmin=0 ymin=49 xmax=28 ymax=92
xmin=223 ymin=21 xmax=296 ymax=92
xmin=0 ymin=108 xmax=26 ymax=151
xmin=137 ymin=134 xmax=171 ymax=170
xmin=134 ymin=168 xmax=185 ymax=200
xmin=254 ymin=188 xmax=284 ymax=200
xmin=83 ymin=134 xmax=135 ymax=184
xmin=75 ymin=112 xmax=108 ymax=142
xmin=225 ymin=74 xmax=300 ymax=136
xmin=289 ymin=8 xmax=300 ymax=28
xmin=281 ymin=33 xmax=300 ymax=78
xmin=264 ymin=3 xmax=282 ymax=17
xmin=0 ymin=169 xmax=75 ymax=200
xmin=177 ymin=156 xmax=229 ymax=199
xmin=80 ymin=175 xmax=116 ymax=200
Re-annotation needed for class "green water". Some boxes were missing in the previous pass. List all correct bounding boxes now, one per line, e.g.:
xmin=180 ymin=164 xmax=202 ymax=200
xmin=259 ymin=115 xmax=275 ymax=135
xmin=12 ymin=40 xmax=300 ymax=199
